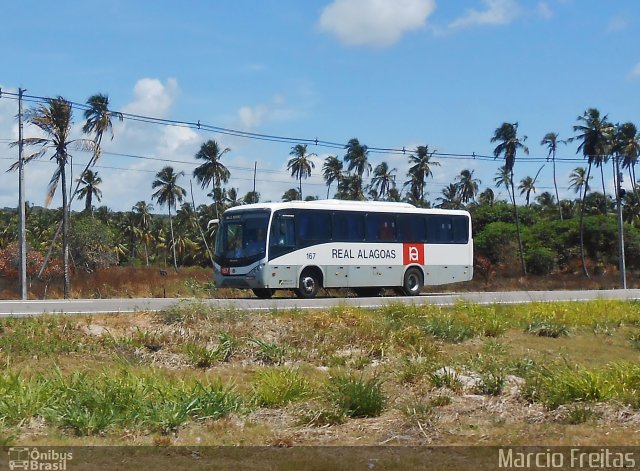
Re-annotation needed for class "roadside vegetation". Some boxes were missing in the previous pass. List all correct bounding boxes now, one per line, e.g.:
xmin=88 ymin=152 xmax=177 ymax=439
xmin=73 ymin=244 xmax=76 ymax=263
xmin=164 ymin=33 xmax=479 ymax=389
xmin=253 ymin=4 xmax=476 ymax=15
xmin=2 ymin=299 xmax=640 ymax=446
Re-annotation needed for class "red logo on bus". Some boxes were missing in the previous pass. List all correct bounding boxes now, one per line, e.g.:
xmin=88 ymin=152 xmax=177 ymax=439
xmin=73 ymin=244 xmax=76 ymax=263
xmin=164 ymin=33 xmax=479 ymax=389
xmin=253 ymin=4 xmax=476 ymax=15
xmin=403 ymin=243 xmax=424 ymax=265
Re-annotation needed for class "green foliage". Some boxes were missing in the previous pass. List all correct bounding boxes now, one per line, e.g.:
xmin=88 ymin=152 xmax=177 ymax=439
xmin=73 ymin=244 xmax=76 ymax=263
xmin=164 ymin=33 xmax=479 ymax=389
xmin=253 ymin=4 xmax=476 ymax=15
xmin=561 ymin=406 xmax=600 ymax=425
xmin=525 ymin=321 xmax=570 ymax=338
xmin=524 ymin=247 xmax=556 ymax=275
xmin=474 ymin=222 xmax=518 ymax=264
xmin=252 ymin=368 xmax=312 ymax=407
xmin=69 ymin=215 xmax=117 ymax=270
xmin=327 ymin=373 xmax=387 ymax=418
xmin=249 ymin=338 xmax=288 ymax=365
xmin=0 ymin=370 xmax=241 ymax=435
xmin=421 ymin=313 xmax=477 ymax=343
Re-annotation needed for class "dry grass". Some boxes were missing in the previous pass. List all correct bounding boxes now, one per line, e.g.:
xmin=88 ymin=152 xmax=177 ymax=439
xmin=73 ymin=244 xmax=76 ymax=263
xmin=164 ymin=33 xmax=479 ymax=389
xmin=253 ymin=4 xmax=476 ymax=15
xmin=1 ymin=300 xmax=640 ymax=452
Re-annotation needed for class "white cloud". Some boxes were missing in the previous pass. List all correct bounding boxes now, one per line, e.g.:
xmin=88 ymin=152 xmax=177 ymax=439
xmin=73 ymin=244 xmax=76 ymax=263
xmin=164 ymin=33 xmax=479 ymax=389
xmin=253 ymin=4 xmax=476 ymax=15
xmin=630 ymin=63 xmax=640 ymax=78
xmin=607 ymin=16 xmax=629 ymax=33
xmin=318 ymin=0 xmax=436 ymax=47
xmin=238 ymin=105 xmax=269 ymax=130
xmin=122 ymin=78 xmax=179 ymax=118
xmin=536 ymin=1 xmax=553 ymax=20
xmin=448 ymin=0 xmax=522 ymax=30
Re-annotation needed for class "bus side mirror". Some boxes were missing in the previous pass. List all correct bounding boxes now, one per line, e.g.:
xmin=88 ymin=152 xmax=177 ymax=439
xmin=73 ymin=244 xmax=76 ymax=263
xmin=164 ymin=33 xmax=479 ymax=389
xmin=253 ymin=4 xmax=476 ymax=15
xmin=207 ymin=219 xmax=220 ymax=230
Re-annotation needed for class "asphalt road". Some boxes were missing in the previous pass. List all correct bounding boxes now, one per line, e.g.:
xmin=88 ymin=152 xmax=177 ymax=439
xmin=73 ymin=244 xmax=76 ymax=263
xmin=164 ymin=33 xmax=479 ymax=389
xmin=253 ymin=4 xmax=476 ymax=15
xmin=0 ymin=289 xmax=639 ymax=317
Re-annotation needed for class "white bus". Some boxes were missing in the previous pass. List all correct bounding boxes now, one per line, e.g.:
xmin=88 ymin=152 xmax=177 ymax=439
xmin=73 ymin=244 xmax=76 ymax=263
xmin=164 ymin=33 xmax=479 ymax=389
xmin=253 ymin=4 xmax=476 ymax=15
xmin=212 ymin=200 xmax=473 ymax=298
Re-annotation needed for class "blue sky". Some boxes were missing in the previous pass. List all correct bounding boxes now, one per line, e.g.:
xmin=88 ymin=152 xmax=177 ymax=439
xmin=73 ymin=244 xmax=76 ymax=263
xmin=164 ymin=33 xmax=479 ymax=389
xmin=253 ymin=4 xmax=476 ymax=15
xmin=1 ymin=0 xmax=639 ymax=211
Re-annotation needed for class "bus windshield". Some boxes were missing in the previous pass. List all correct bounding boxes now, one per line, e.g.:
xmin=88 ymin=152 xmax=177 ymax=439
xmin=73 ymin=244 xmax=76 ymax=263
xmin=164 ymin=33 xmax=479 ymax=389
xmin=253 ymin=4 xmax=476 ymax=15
xmin=214 ymin=210 xmax=270 ymax=264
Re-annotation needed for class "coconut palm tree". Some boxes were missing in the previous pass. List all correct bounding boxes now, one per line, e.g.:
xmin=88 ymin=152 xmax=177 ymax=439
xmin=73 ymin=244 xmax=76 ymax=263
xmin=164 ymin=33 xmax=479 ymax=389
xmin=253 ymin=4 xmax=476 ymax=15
xmin=569 ymin=108 xmax=614 ymax=276
xmin=151 ymin=166 xmax=186 ymax=272
xmin=132 ymin=201 xmax=154 ymax=266
xmin=370 ymin=162 xmax=397 ymax=200
xmin=405 ymin=145 xmax=439 ymax=207
xmin=568 ymin=167 xmax=590 ymax=199
xmin=518 ymin=176 xmax=536 ymax=207
xmin=10 ymin=97 xmax=85 ymax=298
xmin=455 ymin=169 xmax=481 ymax=204
xmin=342 ymin=138 xmax=371 ymax=199
xmin=322 ymin=155 xmax=342 ymax=199
xmin=75 ymin=169 xmax=103 ymax=215
xmin=478 ymin=188 xmax=495 ymax=206
xmin=225 ymin=188 xmax=242 ymax=208
xmin=436 ymin=184 xmax=463 ymax=209
xmin=614 ymin=122 xmax=640 ymax=197
xmin=193 ymin=140 xmax=231 ymax=218
xmin=287 ymin=144 xmax=316 ymax=200
xmin=491 ymin=122 xmax=528 ymax=275
xmin=541 ymin=132 xmax=564 ymax=221
xmin=343 ymin=138 xmax=371 ymax=177
xmin=493 ymin=165 xmax=513 ymax=203
xmin=78 ymin=93 xmax=122 ymax=206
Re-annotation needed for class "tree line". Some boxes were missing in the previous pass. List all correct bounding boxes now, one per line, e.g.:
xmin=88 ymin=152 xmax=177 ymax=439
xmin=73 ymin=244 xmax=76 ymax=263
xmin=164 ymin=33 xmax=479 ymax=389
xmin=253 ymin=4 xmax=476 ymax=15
xmin=5 ymin=95 xmax=640 ymax=296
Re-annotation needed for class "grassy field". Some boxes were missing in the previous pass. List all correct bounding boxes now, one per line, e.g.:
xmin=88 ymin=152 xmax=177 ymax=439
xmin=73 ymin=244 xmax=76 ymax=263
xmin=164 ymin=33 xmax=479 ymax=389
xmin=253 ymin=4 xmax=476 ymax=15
xmin=0 ymin=298 xmax=640 ymax=452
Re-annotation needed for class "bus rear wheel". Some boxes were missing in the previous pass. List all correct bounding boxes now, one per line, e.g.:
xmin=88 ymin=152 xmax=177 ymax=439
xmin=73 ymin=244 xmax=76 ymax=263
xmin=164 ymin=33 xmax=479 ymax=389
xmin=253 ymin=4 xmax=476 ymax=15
xmin=403 ymin=268 xmax=423 ymax=296
xmin=252 ymin=288 xmax=274 ymax=299
xmin=295 ymin=269 xmax=321 ymax=299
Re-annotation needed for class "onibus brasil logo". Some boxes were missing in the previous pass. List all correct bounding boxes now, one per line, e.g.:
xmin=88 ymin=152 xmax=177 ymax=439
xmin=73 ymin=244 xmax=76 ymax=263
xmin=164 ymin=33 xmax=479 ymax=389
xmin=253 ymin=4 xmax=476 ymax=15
xmin=7 ymin=447 xmax=73 ymax=470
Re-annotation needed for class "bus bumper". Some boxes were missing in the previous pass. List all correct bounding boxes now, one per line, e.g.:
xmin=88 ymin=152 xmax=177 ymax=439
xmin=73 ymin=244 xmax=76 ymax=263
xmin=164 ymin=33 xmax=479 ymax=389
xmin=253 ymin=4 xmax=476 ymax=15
xmin=213 ymin=263 xmax=267 ymax=289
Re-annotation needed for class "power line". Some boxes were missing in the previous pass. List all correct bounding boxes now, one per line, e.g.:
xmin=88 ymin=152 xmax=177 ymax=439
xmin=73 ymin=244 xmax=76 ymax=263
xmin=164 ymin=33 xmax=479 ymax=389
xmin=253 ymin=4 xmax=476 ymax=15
xmin=0 ymin=88 xmax=599 ymax=164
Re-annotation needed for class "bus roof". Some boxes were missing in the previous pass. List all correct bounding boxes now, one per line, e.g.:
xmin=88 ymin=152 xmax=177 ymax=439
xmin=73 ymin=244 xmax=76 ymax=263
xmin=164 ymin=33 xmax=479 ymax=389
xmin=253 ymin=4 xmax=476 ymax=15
xmin=222 ymin=199 xmax=470 ymax=216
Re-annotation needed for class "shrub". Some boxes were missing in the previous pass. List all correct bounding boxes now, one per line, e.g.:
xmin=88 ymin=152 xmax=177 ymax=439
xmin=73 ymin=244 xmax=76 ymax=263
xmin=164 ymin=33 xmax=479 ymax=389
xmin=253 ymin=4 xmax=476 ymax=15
xmin=253 ymin=368 xmax=312 ymax=407
xmin=524 ymin=247 xmax=556 ymax=276
xmin=525 ymin=321 xmax=570 ymax=338
xmin=327 ymin=373 xmax=386 ymax=418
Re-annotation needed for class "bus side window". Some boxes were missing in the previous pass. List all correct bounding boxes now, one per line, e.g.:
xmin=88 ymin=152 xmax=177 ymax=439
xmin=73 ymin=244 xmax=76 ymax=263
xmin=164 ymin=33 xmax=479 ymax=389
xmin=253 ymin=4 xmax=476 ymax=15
xmin=452 ymin=216 xmax=469 ymax=243
xmin=398 ymin=215 xmax=425 ymax=242
xmin=426 ymin=215 xmax=453 ymax=243
xmin=270 ymin=216 xmax=295 ymax=247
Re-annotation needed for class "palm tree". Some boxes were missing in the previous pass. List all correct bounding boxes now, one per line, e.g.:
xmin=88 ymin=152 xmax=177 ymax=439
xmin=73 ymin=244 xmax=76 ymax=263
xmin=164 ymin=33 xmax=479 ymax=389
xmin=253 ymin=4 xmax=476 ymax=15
xmin=151 ymin=166 xmax=186 ymax=272
xmin=343 ymin=138 xmax=370 ymax=199
xmin=132 ymin=201 xmax=154 ymax=266
xmin=287 ymin=144 xmax=316 ymax=200
xmin=478 ymin=188 xmax=495 ymax=206
xmin=456 ymin=169 xmax=481 ymax=204
xmin=11 ymin=97 xmax=80 ymax=298
xmin=535 ymin=192 xmax=556 ymax=214
xmin=370 ymin=162 xmax=397 ymax=200
xmin=568 ymin=167 xmax=590 ymax=200
xmin=78 ymin=93 xmax=122 ymax=207
xmin=322 ymin=155 xmax=343 ymax=199
xmin=405 ymin=145 xmax=440 ymax=207
xmin=569 ymin=108 xmax=614 ymax=276
xmin=225 ymin=188 xmax=242 ymax=207
xmin=34 ymin=93 xmax=121 ymax=293
xmin=493 ymin=165 xmax=513 ymax=203
xmin=437 ymin=184 xmax=463 ymax=209
xmin=541 ymin=132 xmax=564 ymax=221
xmin=518 ymin=176 xmax=536 ymax=207
xmin=76 ymin=169 xmax=103 ymax=214
xmin=491 ymin=122 xmax=528 ymax=275
xmin=193 ymin=140 xmax=231 ymax=218
xmin=614 ymin=122 xmax=640 ymax=197
xmin=343 ymin=138 xmax=371 ymax=177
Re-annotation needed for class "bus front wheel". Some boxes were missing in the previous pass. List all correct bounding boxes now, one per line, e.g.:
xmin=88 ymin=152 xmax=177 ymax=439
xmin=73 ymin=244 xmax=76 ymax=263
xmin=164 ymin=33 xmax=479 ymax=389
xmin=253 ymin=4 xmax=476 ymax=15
xmin=295 ymin=269 xmax=321 ymax=299
xmin=403 ymin=268 xmax=423 ymax=296
xmin=252 ymin=288 xmax=275 ymax=299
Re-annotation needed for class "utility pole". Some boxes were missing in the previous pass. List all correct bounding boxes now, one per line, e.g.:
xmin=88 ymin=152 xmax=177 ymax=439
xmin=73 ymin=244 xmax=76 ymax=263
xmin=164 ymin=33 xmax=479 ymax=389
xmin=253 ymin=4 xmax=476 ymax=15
xmin=615 ymin=155 xmax=627 ymax=289
xmin=253 ymin=161 xmax=257 ymax=194
xmin=18 ymin=88 xmax=27 ymax=300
